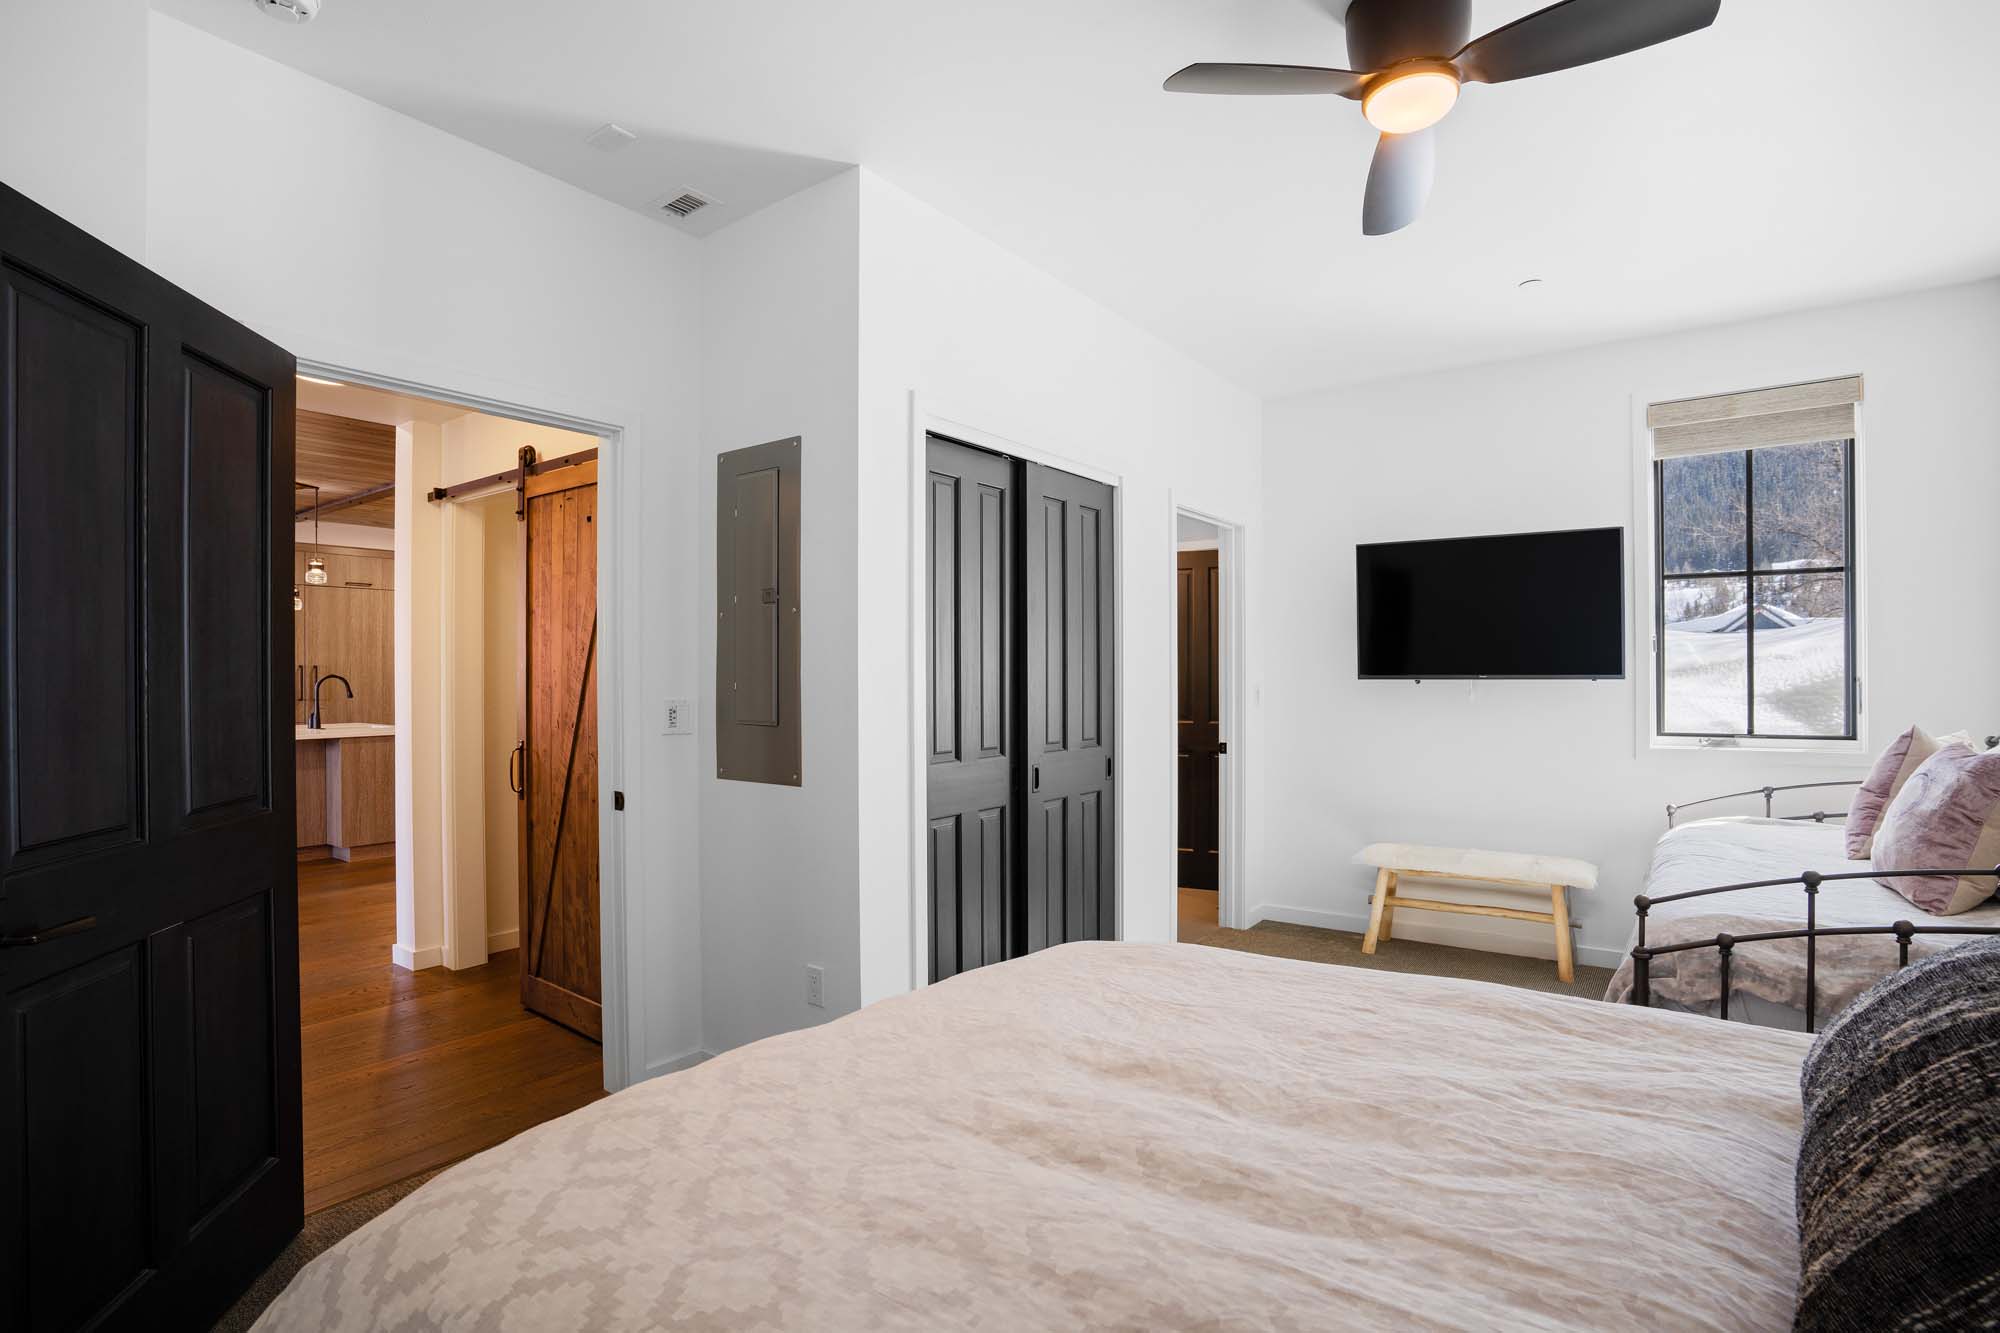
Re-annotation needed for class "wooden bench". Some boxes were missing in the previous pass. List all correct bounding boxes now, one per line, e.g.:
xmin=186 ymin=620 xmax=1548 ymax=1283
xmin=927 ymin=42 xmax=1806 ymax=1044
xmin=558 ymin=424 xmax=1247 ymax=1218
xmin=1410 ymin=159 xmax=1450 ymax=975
xmin=1354 ymin=843 xmax=1599 ymax=983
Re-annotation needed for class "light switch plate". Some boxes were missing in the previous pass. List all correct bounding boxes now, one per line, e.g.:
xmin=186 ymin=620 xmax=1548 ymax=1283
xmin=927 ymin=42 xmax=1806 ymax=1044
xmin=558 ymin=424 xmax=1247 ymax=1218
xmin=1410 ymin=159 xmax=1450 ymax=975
xmin=663 ymin=698 xmax=693 ymax=736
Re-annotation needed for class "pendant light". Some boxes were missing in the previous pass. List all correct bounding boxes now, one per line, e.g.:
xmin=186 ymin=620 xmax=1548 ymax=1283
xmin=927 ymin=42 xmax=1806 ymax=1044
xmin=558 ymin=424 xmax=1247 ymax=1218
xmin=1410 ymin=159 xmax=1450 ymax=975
xmin=293 ymin=584 xmax=304 ymax=612
xmin=303 ymin=484 xmax=329 ymax=586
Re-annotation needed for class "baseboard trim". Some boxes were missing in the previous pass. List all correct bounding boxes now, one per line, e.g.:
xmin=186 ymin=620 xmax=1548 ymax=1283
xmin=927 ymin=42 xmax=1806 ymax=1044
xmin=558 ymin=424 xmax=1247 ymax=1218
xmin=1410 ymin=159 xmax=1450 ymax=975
xmin=486 ymin=928 xmax=519 ymax=953
xmin=643 ymin=1047 xmax=712 ymax=1080
xmin=391 ymin=943 xmax=444 ymax=971
xmin=1249 ymin=903 xmax=1625 ymax=972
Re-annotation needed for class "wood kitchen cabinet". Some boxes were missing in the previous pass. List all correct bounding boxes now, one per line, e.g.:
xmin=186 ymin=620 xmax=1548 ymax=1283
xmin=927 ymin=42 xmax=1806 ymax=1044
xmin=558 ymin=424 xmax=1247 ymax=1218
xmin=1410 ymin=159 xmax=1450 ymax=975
xmin=298 ymin=544 xmax=395 ymax=724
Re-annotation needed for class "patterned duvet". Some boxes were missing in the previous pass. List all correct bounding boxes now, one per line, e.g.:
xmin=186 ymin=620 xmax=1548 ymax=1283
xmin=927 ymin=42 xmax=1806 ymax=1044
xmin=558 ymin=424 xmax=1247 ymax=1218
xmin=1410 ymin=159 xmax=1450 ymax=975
xmin=1603 ymin=817 xmax=2000 ymax=1021
xmin=257 ymin=942 xmax=1808 ymax=1331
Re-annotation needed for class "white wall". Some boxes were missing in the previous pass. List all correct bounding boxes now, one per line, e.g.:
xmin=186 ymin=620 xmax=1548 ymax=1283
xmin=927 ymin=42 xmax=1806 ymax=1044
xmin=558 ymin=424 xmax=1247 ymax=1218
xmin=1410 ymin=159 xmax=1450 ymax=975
xmin=855 ymin=170 xmax=1265 ymax=1004
xmin=0 ymin=0 xmax=149 ymax=260
xmin=478 ymin=493 xmax=523 ymax=950
xmin=698 ymin=171 xmax=863 ymax=1054
xmin=136 ymin=13 xmax=707 ymax=1079
xmin=1259 ymin=279 xmax=2000 ymax=967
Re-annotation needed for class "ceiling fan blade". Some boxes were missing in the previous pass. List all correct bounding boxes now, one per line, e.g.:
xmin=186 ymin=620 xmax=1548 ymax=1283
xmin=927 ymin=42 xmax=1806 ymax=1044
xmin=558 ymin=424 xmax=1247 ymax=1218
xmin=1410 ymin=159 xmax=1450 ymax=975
xmin=1163 ymin=63 xmax=1367 ymax=98
xmin=1454 ymin=0 xmax=1720 ymax=85
xmin=1362 ymin=128 xmax=1434 ymax=236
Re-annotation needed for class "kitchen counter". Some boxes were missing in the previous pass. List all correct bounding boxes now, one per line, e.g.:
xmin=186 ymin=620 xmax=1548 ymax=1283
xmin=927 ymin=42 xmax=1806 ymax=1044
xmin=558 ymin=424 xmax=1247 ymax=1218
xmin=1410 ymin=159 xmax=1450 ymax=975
xmin=295 ymin=726 xmax=395 ymax=859
xmin=296 ymin=722 xmax=396 ymax=741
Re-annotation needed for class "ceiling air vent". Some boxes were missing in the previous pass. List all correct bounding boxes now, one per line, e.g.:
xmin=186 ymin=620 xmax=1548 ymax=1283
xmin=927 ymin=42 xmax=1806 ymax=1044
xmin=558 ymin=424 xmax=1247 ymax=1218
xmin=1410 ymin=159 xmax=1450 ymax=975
xmin=658 ymin=190 xmax=713 ymax=220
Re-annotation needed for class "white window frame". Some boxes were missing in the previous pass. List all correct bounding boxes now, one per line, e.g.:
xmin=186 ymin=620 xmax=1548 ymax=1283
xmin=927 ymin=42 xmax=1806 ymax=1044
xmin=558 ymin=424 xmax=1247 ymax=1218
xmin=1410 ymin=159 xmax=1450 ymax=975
xmin=1629 ymin=379 xmax=1870 ymax=758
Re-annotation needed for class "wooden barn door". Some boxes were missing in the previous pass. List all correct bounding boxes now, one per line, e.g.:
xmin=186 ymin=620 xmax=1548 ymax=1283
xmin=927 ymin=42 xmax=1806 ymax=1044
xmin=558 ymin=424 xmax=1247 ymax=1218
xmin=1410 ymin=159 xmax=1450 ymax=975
xmin=0 ymin=182 xmax=301 ymax=1330
xmin=1176 ymin=549 xmax=1220 ymax=890
xmin=518 ymin=461 xmax=601 ymax=1041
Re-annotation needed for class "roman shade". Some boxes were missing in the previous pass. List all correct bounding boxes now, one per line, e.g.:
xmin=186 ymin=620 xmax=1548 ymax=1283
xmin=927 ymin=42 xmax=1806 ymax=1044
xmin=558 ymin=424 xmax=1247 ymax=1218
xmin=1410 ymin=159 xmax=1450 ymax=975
xmin=1648 ymin=375 xmax=1863 ymax=459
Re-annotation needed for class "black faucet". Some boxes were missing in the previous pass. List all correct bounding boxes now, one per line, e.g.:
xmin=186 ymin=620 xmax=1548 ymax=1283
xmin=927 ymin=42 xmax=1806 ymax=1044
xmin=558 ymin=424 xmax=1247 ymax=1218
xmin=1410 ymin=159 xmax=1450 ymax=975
xmin=309 ymin=673 xmax=354 ymax=730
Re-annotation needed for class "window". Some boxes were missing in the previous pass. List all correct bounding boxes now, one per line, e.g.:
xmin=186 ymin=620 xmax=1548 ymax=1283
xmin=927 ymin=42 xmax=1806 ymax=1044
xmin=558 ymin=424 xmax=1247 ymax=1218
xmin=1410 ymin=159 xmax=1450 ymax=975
xmin=1649 ymin=377 xmax=1861 ymax=744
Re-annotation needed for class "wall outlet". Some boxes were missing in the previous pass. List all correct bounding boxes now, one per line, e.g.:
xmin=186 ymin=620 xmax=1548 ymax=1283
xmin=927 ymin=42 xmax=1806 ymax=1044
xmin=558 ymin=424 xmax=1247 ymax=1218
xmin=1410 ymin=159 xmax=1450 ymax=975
xmin=663 ymin=698 xmax=693 ymax=736
xmin=805 ymin=964 xmax=824 ymax=1009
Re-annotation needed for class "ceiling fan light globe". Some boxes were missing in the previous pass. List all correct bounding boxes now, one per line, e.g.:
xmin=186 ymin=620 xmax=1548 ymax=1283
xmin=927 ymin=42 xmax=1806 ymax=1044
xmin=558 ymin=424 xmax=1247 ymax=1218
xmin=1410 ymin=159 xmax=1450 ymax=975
xmin=1362 ymin=68 xmax=1460 ymax=134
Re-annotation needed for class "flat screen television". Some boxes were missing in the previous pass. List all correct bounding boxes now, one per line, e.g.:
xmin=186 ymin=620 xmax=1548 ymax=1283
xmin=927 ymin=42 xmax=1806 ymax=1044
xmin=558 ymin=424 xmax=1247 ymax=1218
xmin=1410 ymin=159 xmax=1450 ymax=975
xmin=1356 ymin=527 xmax=1625 ymax=680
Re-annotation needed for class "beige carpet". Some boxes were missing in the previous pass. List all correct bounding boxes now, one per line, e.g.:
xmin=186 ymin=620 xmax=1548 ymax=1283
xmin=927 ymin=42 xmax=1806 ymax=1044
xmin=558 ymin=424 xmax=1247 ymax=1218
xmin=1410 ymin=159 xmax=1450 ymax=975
xmin=212 ymin=1164 xmax=449 ymax=1332
xmin=1177 ymin=888 xmax=1613 ymax=1000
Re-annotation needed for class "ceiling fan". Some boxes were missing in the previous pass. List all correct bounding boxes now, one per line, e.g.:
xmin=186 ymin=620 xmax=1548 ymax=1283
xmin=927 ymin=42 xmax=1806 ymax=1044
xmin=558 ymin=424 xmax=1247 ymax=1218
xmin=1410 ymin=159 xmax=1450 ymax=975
xmin=1165 ymin=0 xmax=1721 ymax=235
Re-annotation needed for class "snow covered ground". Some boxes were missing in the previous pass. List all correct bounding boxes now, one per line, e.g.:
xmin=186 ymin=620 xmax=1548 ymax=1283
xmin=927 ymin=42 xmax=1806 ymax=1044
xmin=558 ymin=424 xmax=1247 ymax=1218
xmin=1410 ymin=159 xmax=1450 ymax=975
xmin=1663 ymin=617 xmax=1848 ymax=735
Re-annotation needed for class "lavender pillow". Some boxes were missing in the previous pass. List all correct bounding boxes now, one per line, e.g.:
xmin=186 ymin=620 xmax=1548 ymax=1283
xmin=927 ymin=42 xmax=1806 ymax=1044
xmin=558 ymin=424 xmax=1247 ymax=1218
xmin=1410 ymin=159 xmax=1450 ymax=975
xmin=1845 ymin=726 xmax=1962 ymax=859
xmin=1871 ymin=744 xmax=2000 ymax=915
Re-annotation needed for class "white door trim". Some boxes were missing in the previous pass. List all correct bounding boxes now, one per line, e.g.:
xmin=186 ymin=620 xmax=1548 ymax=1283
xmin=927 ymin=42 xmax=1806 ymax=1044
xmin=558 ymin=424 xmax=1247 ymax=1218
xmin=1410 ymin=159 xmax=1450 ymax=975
xmin=296 ymin=356 xmax=637 ymax=1093
xmin=1169 ymin=501 xmax=1249 ymax=931
xmin=906 ymin=393 xmax=1126 ymax=992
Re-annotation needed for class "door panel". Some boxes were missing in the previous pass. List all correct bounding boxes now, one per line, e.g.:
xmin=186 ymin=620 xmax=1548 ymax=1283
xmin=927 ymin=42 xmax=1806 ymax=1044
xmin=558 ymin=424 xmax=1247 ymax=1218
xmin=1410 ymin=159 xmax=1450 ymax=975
xmin=519 ymin=463 xmax=601 ymax=1041
xmin=183 ymin=357 xmax=271 ymax=821
xmin=1 ymin=264 xmax=143 ymax=870
xmin=0 ymin=180 xmax=300 ymax=1332
xmin=1023 ymin=463 xmax=1115 ymax=954
xmin=924 ymin=437 xmax=1014 ymax=981
xmin=1176 ymin=549 xmax=1220 ymax=890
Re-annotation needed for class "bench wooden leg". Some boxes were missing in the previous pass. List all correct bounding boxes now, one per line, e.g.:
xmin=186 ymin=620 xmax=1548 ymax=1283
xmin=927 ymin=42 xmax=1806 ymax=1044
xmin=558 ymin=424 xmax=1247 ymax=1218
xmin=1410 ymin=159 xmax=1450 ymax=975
xmin=1363 ymin=867 xmax=1393 ymax=955
xmin=1551 ymin=884 xmax=1574 ymax=983
xmin=1378 ymin=870 xmax=1398 ymax=943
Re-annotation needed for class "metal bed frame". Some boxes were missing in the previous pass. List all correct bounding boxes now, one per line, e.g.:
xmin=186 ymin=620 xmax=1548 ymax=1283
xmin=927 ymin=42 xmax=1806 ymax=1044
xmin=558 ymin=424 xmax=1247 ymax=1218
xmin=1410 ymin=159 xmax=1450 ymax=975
xmin=1638 ymin=769 xmax=2000 ymax=1033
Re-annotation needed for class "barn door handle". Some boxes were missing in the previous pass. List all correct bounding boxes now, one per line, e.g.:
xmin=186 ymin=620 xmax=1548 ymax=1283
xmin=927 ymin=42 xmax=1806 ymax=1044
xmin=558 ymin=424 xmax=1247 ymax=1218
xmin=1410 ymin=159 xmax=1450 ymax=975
xmin=1031 ymin=765 xmax=1040 ymax=793
xmin=296 ymin=664 xmax=304 ymax=701
xmin=0 ymin=915 xmax=96 ymax=948
xmin=509 ymin=743 xmax=525 ymax=797
xmin=1217 ymin=741 xmax=1228 ymax=755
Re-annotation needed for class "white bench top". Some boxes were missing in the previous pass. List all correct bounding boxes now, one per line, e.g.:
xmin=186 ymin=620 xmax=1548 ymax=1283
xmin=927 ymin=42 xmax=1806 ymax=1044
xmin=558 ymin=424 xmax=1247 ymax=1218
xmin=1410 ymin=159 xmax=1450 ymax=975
xmin=1354 ymin=842 xmax=1599 ymax=891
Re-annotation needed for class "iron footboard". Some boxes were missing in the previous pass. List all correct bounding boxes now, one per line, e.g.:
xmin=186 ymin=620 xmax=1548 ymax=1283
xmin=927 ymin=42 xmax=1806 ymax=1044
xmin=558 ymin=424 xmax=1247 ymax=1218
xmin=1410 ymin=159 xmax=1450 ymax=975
xmin=1628 ymin=866 xmax=2000 ymax=1033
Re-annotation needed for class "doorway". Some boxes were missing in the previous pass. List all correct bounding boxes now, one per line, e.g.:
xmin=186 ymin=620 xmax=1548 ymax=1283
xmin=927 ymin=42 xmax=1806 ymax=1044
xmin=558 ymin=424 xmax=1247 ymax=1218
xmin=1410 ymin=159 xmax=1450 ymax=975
xmin=289 ymin=376 xmax=607 ymax=1212
xmin=924 ymin=432 xmax=1118 ymax=983
xmin=1174 ymin=508 xmax=1242 ymax=942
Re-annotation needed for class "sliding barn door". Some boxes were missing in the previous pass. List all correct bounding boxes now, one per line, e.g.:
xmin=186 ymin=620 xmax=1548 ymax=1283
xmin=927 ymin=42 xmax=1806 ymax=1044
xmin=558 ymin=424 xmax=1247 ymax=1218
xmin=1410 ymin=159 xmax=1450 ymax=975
xmin=1177 ymin=549 xmax=1220 ymax=891
xmin=1024 ymin=463 xmax=1116 ymax=952
xmin=519 ymin=461 xmax=601 ymax=1041
xmin=0 ymin=182 xmax=301 ymax=1330
xmin=925 ymin=438 xmax=1015 ymax=981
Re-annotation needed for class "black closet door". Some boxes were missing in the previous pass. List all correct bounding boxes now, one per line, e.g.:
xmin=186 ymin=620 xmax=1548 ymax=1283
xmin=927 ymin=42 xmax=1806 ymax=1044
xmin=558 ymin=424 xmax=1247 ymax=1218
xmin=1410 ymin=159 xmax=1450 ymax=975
xmin=1023 ymin=463 xmax=1115 ymax=953
xmin=925 ymin=438 xmax=1014 ymax=981
xmin=0 ymin=181 xmax=300 ymax=1331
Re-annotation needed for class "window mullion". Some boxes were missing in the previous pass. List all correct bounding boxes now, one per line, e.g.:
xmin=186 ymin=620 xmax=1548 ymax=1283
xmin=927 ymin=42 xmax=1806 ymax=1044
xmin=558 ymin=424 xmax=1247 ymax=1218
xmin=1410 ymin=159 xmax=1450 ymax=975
xmin=1743 ymin=447 xmax=1756 ymax=737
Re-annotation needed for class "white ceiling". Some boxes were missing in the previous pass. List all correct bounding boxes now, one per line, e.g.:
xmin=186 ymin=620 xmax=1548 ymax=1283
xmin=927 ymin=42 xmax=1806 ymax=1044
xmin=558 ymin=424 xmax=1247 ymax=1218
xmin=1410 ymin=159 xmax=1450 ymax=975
xmin=154 ymin=0 xmax=2000 ymax=398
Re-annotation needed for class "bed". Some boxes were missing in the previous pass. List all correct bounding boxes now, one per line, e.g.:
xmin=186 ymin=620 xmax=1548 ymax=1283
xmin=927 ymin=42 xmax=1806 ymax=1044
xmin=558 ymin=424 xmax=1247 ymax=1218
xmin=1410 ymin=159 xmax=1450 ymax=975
xmin=1603 ymin=816 xmax=2000 ymax=1030
xmin=256 ymin=942 xmax=1809 ymax=1331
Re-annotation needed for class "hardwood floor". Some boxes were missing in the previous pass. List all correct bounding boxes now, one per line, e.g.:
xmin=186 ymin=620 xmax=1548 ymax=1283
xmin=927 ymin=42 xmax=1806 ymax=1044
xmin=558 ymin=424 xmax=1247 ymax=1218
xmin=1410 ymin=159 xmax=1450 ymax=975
xmin=299 ymin=857 xmax=605 ymax=1213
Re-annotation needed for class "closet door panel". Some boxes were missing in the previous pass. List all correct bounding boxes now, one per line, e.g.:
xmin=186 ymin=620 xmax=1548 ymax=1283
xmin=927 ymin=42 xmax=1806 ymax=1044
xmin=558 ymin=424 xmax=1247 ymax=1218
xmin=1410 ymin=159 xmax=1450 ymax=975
xmin=923 ymin=436 xmax=1013 ymax=981
xmin=1023 ymin=463 xmax=1115 ymax=952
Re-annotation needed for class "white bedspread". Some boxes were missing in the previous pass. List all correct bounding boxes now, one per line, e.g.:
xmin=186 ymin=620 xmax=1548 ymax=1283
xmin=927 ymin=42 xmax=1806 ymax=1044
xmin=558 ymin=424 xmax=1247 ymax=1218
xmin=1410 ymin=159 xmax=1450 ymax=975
xmin=257 ymin=943 xmax=1808 ymax=1331
xmin=1603 ymin=817 xmax=2000 ymax=1018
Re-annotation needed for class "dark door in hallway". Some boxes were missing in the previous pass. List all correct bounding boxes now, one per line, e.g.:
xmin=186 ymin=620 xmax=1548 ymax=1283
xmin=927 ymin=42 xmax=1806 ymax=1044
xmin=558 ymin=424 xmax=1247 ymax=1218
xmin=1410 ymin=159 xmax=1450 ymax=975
xmin=1176 ymin=548 xmax=1220 ymax=891
xmin=0 ymin=181 xmax=301 ymax=1331
xmin=520 ymin=460 xmax=602 ymax=1041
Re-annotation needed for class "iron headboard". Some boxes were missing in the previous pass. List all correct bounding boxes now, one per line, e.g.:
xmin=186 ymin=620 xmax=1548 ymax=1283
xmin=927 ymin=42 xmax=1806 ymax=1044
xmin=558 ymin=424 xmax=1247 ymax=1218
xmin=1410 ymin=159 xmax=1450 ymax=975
xmin=1664 ymin=780 xmax=1864 ymax=829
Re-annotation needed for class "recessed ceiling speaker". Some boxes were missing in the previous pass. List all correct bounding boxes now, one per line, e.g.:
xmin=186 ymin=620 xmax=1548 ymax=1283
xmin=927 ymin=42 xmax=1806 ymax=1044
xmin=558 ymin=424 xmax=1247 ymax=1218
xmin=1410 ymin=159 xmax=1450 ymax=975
xmin=251 ymin=0 xmax=321 ymax=22
xmin=1165 ymin=0 xmax=1721 ymax=235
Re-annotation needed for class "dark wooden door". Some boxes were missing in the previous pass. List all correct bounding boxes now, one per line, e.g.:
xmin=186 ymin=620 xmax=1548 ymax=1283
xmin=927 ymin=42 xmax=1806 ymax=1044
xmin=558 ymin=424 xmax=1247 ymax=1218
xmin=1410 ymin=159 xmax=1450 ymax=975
xmin=1024 ymin=463 xmax=1116 ymax=953
xmin=1177 ymin=549 xmax=1220 ymax=891
xmin=0 ymin=182 xmax=300 ymax=1330
xmin=519 ymin=461 xmax=601 ymax=1041
xmin=924 ymin=438 xmax=1014 ymax=981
